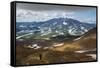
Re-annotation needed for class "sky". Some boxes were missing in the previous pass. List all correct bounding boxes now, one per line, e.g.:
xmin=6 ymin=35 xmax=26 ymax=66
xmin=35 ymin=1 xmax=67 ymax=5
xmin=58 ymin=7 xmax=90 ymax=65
xmin=16 ymin=3 xmax=96 ymax=24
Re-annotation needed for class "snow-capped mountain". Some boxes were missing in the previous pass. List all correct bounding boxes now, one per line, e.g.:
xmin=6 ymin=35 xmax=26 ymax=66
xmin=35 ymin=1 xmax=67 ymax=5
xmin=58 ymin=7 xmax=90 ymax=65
xmin=16 ymin=17 xmax=96 ymax=37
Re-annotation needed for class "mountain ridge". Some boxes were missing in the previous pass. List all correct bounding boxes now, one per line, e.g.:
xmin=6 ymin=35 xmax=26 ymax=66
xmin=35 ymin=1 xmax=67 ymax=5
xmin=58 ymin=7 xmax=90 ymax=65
xmin=16 ymin=17 xmax=96 ymax=37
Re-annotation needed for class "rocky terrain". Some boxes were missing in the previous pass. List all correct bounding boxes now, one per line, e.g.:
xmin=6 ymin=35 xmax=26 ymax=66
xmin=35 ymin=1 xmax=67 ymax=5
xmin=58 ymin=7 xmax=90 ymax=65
xmin=16 ymin=28 xmax=97 ymax=65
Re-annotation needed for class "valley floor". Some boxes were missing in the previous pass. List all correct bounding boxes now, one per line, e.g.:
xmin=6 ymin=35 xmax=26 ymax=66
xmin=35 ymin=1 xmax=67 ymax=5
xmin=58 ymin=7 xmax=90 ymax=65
xmin=16 ymin=39 xmax=97 ymax=65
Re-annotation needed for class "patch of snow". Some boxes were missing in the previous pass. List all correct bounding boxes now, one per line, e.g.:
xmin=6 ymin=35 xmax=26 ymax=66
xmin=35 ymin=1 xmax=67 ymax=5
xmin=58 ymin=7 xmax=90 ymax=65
xmin=32 ymin=44 xmax=38 ymax=47
xmin=27 ymin=44 xmax=41 ymax=49
xmin=40 ymin=29 xmax=44 ymax=33
xmin=19 ymin=25 xmax=26 ymax=28
xmin=41 ymin=33 xmax=48 ymax=36
xmin=73 ymin=35 xmax=84 ymax=41
xmin=59 ymin=32 xmax=64 ymax=35
xmin=16 ymin=33 xmax=33 ymax=39
xmin=55 ymin=30 xmax=59 ymax=33
xmin=63 ymin=21 xmax=67 ymax=25
xmin=73 ymin=37 xmax=81 ymax=41
xmin=75 ymin=51 xmax=86 ymax=53
xmin=68 ymin=28 xmax=75 ymax=35
xmin=68 ymin=28 xmax=84 ymax=36
xmin=75 ymin=49 xmax=96 ymax=59
xmin=43 ymin=47 xmax=49 ymax=49
xmin=52 ymin=35 xmax=57 ymax=37
xmin=18 ymin=39 xmax=24 ymax=41
xmin=84 ymin=29 xmax=88 ymax=32
xmin=34 ymin=46 xmax=41 ymax=49
xmin=86 ymin=54 xmax=96 ymax=59
xmin=81 ymin=26 xmax=85 ymax=30
xmin=53 ymin=43 xmax=64 ymax=47
xmin=17 ymin=30 xmax=25 ymax=33
xmin=27 ymin=45 xmax=34 ymax=48
xmin=48 ymin=28 xmax=52 ymax=32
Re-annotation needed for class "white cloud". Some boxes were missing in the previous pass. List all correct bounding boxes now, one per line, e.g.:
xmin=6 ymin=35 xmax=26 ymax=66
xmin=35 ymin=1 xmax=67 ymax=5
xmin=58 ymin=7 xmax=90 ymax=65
xmin=16 ymin=9 xmax=96 ymax=24
xmin=16 ymin=9 xmax=75 ymax=22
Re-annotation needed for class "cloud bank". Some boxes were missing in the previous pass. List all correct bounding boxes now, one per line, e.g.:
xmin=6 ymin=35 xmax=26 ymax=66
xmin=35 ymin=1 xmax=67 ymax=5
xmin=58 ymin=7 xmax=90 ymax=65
xmin=16 ymin=9 xmax=75 ymax=22
xmin=16 ymin=3 xmax=96 ymax=24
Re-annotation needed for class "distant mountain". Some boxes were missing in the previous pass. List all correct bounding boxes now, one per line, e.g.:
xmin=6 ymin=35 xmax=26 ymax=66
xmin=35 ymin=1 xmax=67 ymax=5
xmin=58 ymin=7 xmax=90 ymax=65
xmin=16 ymin=17 xmax=96 ymax=37
xmin=16 ymin=27 xmax=97 ymax=52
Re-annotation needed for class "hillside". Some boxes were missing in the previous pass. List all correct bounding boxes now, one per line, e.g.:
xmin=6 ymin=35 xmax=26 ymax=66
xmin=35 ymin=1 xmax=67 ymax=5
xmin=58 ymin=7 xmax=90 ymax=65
xmin=16 ymin=28 xmax=97 ymax=65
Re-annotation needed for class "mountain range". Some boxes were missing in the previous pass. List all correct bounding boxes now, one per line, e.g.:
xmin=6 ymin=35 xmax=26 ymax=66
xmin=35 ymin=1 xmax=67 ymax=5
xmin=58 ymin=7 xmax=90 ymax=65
xmin=16 ymin=17 xmax=96 ymax=38
xmin=16 ymin=18 xmax=97 ymax=65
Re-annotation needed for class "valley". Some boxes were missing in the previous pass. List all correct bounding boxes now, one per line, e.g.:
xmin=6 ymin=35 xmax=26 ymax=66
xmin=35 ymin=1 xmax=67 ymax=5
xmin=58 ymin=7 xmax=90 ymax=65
xmin=16 ymin=28 xmax=97 ymax=65
xmin=16 ymin=18 xmax=97 ymax=65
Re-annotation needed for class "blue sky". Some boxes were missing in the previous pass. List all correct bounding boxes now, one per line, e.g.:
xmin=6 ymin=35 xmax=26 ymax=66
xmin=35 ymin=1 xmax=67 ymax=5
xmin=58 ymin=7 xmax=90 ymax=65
xmin=71 ymin=9 xmax=96 ymax=24
xmin=16 ymin=3 xmax=96 ymax=24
